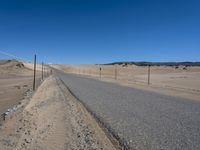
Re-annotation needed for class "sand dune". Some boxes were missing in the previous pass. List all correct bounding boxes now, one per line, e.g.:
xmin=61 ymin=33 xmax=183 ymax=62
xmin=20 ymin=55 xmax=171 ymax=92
xmin=0 ymin=60 xmax=41 ymax=115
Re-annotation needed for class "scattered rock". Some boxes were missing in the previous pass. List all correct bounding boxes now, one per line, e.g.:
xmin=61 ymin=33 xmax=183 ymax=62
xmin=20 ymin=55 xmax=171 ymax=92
xmin=16 ymin=63 xmax=24 ymax=68
xmin=23 ymin=85 xmax=28 ymax=87
xmin=24 ymin=138 xmax=30 ymax=144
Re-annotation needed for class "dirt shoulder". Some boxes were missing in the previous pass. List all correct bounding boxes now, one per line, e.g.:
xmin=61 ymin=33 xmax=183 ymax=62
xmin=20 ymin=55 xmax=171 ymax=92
xmin=0 ymin=76 xmax=118 ymax=150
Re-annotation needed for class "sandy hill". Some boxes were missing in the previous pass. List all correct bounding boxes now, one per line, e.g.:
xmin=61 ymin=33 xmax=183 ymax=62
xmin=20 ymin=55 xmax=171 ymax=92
xmin=0 ymin=60 xmax=32 ymax=76
xmin=0 ymin=60 xmax=41 ymax=115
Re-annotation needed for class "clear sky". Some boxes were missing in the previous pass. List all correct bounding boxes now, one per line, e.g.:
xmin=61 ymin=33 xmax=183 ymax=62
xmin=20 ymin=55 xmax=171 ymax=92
xmin=0 ymin=0 xmax=199 ymax=64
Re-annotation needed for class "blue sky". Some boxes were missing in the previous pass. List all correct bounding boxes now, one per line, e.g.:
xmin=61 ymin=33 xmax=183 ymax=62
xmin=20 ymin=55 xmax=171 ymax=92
xmin=0 ymin=0 xmax=199 ymax=64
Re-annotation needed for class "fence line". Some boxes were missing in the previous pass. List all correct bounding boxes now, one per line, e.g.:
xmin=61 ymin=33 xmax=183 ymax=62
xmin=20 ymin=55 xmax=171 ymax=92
xmin=0 ymin=51 xmax=51 ymax=124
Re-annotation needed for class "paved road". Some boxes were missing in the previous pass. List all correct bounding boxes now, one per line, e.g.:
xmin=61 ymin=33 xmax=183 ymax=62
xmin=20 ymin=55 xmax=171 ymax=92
xmin=54 ymin=70 xmax=200 ymax=150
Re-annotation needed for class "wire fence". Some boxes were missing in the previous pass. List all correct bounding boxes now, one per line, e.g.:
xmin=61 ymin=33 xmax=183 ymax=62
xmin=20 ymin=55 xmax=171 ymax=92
xmin=0 ymin=50 xmax=52 ymax=124
xmin=60 ymin=64 xmax=200 ymax=94
xmin=1 ymin=50 xmax=200 ymax=123
xmin=0 ymin=50 xmax=51 ymax=81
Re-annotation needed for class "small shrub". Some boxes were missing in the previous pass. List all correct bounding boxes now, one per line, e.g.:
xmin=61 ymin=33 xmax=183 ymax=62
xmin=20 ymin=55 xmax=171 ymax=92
xmin=175 ymin=66 xmax=179 ymax=69
xmin=183 ymin=66 xmax=187 ymax=70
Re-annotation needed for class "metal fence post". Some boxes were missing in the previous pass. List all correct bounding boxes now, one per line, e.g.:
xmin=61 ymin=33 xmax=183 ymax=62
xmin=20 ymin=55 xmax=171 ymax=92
xmin=44 ymin=64 xmax=46 ymax=78
xmin=42 ymin=62 xmax=44 ymax=80
xmin=100 ymin=67 xmax=102 ymax=79
xmin=33 ymin=54 xmax=36 ymax=91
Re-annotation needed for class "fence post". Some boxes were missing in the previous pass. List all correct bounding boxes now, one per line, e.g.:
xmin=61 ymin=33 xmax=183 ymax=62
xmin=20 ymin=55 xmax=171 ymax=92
xmin=42 ymin=62 xmax=44 ymax=80
xmin=33 ymin=54 xmax=36 ymax=91
xmin=44 ymin=64 xmax=46 ymax=78
xmin=47 ymin=64 xmax=49 ymax=77
xmin=45 ymin=64 xmax=47 ymax=77
xmin=100 ymin=67 xmax=102 ymax=79
xmin=148 ymin=65 xmax=150 ymax=85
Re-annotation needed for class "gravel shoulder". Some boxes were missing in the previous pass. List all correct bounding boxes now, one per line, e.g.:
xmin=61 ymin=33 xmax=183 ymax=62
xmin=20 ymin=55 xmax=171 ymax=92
xmin=0 ymin=76 xmax=118 ymax=150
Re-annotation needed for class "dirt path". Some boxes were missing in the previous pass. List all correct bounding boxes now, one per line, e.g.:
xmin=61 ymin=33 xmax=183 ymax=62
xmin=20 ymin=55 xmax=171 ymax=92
xmin=0 ymin=76 xmax=118 ymax=150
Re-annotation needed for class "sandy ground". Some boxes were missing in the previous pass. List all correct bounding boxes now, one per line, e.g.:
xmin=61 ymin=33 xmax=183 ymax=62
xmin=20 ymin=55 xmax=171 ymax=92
xmin=0 ymin=60 xmax=42 ymax=114
xmin=0 ymin=76 xmax=118 ymax=150
xmin=52 ymin=64 xmax=200 ymax=100
xmin=23 ymin=61 xmax=49 ymax=72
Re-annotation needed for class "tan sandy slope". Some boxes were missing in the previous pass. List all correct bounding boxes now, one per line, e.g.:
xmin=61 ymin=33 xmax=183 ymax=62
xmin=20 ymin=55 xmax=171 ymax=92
xmin=0 ymin=60 xmax=41 ymax=114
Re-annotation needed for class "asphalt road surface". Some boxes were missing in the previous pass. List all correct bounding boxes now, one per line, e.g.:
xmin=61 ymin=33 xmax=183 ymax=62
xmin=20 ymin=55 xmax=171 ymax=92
xmin=54 ymin=69 xmax=200 ymax=150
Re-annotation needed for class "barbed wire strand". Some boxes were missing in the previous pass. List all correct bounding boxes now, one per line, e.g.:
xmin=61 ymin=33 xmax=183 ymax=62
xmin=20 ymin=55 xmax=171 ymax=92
xmin=0 ymin=50 xmax=32 ymax=63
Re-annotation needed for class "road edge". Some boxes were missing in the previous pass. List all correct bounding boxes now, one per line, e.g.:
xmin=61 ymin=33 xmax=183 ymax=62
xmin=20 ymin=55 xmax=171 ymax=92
xmin=57 ymin=76 xmax=129 ymax=150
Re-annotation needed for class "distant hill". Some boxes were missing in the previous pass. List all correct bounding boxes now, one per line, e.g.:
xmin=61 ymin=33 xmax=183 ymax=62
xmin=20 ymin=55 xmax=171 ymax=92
xmin=105 ymin=62 xmax=200 ymax=66
xmin=0 ymin=59 xmax=24 ymax=68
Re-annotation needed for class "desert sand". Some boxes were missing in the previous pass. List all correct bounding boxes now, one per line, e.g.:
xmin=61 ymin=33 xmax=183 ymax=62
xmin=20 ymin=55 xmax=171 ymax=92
xmin=52 ymin=64 xmax=200 ymax=100
xmin=0 ymin=76 xmax=118 ymax=150
xmin=0 ymin=60 xmax=42 ymax=115
xmin=23 ymin=61 xmax=48 ymax=72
